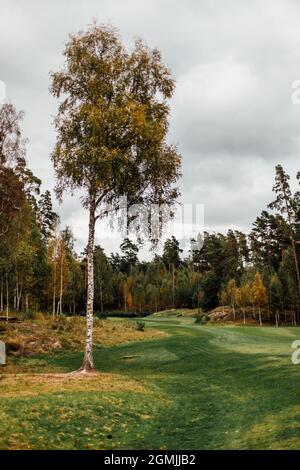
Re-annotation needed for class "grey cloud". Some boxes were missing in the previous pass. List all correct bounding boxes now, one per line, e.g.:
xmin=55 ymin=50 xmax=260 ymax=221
xmin=1 ymin=0 xmax=300 ymax=257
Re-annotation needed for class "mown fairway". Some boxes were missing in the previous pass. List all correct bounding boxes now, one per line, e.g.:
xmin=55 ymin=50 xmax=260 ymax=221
xmin=2 ymin=317 xmax=300 ymax=449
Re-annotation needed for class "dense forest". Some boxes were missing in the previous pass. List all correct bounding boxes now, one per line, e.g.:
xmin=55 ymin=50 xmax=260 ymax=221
xmin=1 ymin=102 xmax=300 ymax=325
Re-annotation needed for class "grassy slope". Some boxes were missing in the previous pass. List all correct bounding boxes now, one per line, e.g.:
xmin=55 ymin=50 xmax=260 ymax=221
xmin=1 ymin=316 xmax=300 ymax=449
xmin=152 ymin=309 xmax=198 ymax=317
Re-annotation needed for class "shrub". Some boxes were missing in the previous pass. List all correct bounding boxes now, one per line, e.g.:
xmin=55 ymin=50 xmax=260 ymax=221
xmin=135 ymin=320 xmax=145 ymax=332
xmin=51 ymin=316 xmax=68 ymax=332
xmin=195 ymin=314 xmax=208 ymax=324
xmin=95 ymin=310 xmax=151 ymax=319
xmin=6 ymin=339 xmax=22 ymax=354
xmin=21 ymin=310 xmax=36 ymax=320
xmin=35 ymin=312 xmax=46 ymax=321
xmin=97 ymin=312 xmax=107 ymax=320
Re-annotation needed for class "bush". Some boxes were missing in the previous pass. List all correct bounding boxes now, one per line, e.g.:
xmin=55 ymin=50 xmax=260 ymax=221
xmin=51 ymin=316 xmax=68 ymax=331
xmin=6 ymin=339 xmax=22 ymax=354
xmin=135 ymin=320 xmax=145 ymax=332
xmin=21 ymin=310 xmax=36 ymax=320
xmin=95 ymin=310 xmax=151 ymax=319
xmin=96 ymin=312 xmax=107 ymax=320
xmin=195 ymin=313 xmax=208 ymax=325
xmin=35 ymin=312 xmax=46 ymax=321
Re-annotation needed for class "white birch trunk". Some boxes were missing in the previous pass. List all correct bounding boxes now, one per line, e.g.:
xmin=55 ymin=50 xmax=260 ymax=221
xmin=81 ymin=201 xmax=96 ymax=372
xmin=259 ymin=306 xmax=262 ymax=326
xmin=172 ymin=264 xmax=175 ymax=309
xmin=59 ymin=244 xmax=63 ymax=316
xmin=232 ymin=302 xmax=236 ymax=321
xmin=53 ymin=261 xmax=56 ymax=317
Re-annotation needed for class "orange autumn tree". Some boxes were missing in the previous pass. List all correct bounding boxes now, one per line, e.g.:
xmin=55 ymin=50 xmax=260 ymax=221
xmin=252 ymin=272 xmax=268 ymax=326
xmin=236 ymin=283 xmax=251 ymax=325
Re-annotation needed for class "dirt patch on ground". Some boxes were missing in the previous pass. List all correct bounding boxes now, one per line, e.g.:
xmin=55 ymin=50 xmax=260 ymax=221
xmin=0 ymin=316 xmax=166 ymax=357
xmin=0 ymin=372 xmax=146 ymax=398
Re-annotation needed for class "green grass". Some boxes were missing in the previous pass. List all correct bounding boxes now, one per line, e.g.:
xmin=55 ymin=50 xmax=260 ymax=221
xmin=2 ymin=317 xmax=300 ymax=449
xmin=151 ymin=308 xmax=198 ymax=318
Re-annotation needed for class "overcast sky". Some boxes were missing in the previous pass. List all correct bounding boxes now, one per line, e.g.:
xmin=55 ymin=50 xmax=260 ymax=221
xmin=1 ymin=0 xmax=300 ymax=258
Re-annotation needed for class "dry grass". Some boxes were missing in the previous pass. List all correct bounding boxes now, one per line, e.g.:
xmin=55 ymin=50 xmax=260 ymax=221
xmin=0 ymin=372 xmax=146 ymax=398
xmin=0 ymin=315 xmax=166 ymax=357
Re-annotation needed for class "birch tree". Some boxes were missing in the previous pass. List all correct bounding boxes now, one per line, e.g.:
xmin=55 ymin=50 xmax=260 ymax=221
xmin=50 ymin=24 xmax=181 ymax=372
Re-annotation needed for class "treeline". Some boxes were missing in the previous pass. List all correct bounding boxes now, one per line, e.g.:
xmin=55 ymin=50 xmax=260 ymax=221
xmin=1 ymin=101 xmax=300 ymax=324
